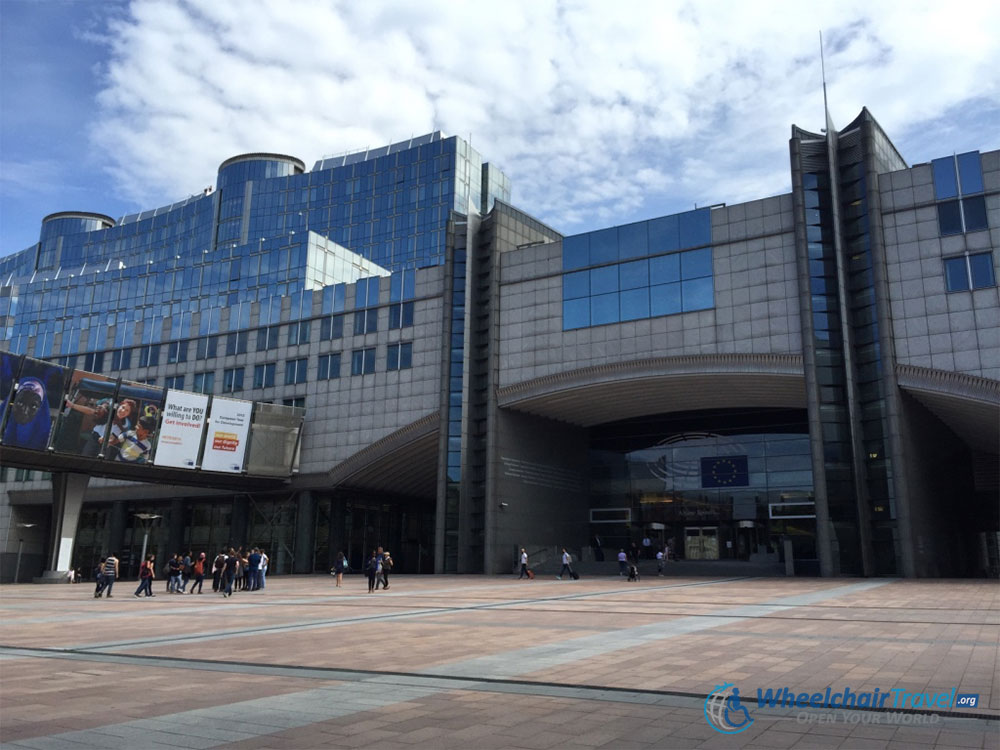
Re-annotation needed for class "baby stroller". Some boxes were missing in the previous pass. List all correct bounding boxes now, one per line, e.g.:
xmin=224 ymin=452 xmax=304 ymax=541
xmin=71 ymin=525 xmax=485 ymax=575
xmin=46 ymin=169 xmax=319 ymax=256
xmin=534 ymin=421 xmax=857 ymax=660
xmin=627 ymin=563 xmax=640 ymax=582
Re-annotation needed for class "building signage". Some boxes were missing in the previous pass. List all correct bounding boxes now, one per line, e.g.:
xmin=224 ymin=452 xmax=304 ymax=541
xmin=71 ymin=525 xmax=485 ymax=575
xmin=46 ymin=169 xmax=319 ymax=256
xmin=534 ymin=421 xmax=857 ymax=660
xmin=200 ymin=397 xmax=252 ymax=473
xmin=153 ymin=390 xmax=209 ymax=468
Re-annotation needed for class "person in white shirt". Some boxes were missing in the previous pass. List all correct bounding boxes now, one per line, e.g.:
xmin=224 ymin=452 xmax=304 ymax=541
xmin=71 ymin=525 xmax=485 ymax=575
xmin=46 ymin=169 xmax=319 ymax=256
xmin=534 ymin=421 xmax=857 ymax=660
xmin=558 ymin=548 xmax=574 ymax=580
xmin=518 ymin=548 xmax=529 ymax=579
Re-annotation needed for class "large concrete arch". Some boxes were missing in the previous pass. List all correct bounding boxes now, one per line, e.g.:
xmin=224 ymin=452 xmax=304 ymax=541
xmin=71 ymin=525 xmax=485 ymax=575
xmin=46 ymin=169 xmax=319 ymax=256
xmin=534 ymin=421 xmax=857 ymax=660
xmin=895 ymin=365 xmax=1000 ymax=453
xmin=496 ymin=353 xmax=807 ymax=425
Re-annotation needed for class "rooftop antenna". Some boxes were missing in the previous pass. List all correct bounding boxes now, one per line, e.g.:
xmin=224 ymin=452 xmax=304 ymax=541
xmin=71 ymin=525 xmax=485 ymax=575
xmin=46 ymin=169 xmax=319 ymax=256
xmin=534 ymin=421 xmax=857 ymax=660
xmin=819 ymin=30 xmax=832 ymax=132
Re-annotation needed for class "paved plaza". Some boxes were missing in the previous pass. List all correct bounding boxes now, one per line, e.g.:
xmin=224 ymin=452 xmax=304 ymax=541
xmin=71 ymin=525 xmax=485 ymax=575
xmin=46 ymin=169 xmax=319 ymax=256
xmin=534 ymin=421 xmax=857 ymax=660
xmin=0 ymin=573 xmax=997 ymax=749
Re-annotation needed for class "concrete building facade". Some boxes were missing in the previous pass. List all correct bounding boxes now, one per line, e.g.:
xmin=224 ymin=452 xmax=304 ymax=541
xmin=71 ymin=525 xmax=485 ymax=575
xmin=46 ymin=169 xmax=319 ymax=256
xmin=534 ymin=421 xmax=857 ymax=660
xmin=1 ymin=112 xmax=997 ymax=581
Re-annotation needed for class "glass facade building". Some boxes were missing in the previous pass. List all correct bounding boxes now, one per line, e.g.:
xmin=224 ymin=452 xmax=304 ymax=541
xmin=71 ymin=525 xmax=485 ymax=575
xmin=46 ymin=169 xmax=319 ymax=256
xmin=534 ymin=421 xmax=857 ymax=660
xmin=1 ymin=114 xmax=997 ymax=582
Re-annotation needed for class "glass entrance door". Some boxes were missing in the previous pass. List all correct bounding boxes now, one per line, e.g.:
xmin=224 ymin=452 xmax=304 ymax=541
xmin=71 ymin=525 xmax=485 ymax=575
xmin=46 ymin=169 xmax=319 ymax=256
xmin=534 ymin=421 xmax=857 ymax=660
xmin=684 ymin=526 xmax=720 ymax=560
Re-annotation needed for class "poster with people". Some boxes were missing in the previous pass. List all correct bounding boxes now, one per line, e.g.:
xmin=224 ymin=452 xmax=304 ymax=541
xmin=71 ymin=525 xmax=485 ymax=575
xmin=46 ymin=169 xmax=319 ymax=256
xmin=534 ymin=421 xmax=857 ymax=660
xmin=200 ymin=397 xmax=252 ymax=473
xmin=1 ymin=356 xmax=67 ymax=451
xmin=52 ymin=370 xmax=119 ymax=456
xmin=111 ymin=380 xmax=165 ymax=464
xmin=153 ymin=390 xmax=209 ymax=469
xmin=0 ymin=352 xmax=19 ymax=424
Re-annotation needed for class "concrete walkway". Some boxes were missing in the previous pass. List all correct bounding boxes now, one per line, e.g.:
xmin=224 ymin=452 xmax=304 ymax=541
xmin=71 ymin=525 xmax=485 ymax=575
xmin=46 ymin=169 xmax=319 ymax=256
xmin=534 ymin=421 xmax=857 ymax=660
xmin=0 ymin=574 xmax=996 ymax=749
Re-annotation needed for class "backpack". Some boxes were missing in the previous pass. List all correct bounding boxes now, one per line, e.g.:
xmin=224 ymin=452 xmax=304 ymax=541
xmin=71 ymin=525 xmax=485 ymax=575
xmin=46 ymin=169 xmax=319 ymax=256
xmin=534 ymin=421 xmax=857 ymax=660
xmin=214 ymin=554 xmax=226 ymax=571
xmin=383 ymin=556 xmax=393 ymax=571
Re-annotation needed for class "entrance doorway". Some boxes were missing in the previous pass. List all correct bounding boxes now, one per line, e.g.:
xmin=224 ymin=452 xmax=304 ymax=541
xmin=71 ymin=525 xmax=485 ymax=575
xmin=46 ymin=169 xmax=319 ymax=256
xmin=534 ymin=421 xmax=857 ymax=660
xmin=685 ymin=526 xmax=719 ymax=560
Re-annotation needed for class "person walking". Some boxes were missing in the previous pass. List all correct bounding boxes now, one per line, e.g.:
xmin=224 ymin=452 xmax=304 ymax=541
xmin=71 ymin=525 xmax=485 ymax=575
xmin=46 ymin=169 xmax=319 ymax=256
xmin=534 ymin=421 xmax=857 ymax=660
xmin=187 ymin=553 xmax=206 ymax=594
xmin=332 ymin=551 xmax=346 ymax=587
xmin=212 ymin=551 xmax=226 ymax=592
xmin=365 ymin=550 xmax=378 ymax=593
xmin=134 ymin=554 xmax=155 ymax=597
xmin=258 ymin=549 xmax=268 ymax=590
xmin=518 ymin=548 xmax=529 ymax=579
xmin=97 ymin=553 xmax=119 ymax=597
xmin=167 ymin=554 xmax=182 ymax=593
xmin=656 ymin=548 xmax=664 ymax=575
xmin=179 ymin=550 xmax=192 ymax=593
xmin=557 ymin=548 xmax=574 ymax=580
xmin=380 ymin=551 xmax=392 ymax=590
xmin=617 ymin=549 xmax=628 ymax=576
xmin=222 ymin=548 xmax=238 ymax=597
xmin=93 ymin=557 xmax=106 ymax=598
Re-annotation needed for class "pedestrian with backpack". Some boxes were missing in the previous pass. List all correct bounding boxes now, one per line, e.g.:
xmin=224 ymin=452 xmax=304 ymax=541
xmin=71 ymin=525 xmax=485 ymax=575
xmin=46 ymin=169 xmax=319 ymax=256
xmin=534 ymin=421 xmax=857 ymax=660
xmin=187 ymin=553 xmax=206 ymax=594
xmin=134 ymin=554 xmax=155 ymax=597
xmin=212 ymin=551 xmax=226 ymax=592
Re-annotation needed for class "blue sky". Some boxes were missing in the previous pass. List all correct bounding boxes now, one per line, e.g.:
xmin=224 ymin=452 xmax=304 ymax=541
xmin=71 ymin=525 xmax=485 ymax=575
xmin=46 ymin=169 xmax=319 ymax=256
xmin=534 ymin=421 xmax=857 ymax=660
xmin=2 ymin=0 xmax=998 ymax=258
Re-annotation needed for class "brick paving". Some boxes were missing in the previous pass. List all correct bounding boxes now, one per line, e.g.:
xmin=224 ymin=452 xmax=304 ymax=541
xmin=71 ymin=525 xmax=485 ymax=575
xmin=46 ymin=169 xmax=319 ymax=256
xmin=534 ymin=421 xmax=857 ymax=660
xmin=0 ymin=574 xmax=996 ymax=749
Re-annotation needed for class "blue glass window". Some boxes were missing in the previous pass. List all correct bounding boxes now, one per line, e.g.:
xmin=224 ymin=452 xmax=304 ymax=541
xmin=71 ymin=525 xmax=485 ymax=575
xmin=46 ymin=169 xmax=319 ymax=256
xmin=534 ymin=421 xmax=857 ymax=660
xmin=620 ymin=288 xmax=650 ymax=321
xmin=320 ymin=314 xmax=344 ymax=340
xmin=284 ymin=358 xmax=307 ymax=385
xmin=389 ymin=301 xmax=414 ymax=328
xmin=562 ymin=234 xmax=589 ymax=270
xmin=963 ymin=196 xmax=988 ymax=232
xmin=651 ymin=283 xmax=681 ymax=316
xmin=351 ymin=348 xmax=376 ymax=375
xmin=253 ymin=362 xmax=275 ymax=388
xmin=681 ymin=276 xmax=714 ymax=311
xmin=387 ymin=342 xmax=412 ymax=370
xmin=679 ymin=209 xmax=711 ymax=248
xmin=563 ymin=298 xmax=590 ymax=330
xmin=956 ymin=151 xmax=984 ymax=194
xmin=590 ymin=292 xmax=619 ymax=326
xmin=222 ymin=367 xmax=244 ymax=392
xmin=650 ymin=253 xmax=680 ymax=284
xmin=681 ymin=247 xmax=713 ymax=278
xmin=969 ymin=253 xmax=996 ymax=289
xmin=937 ymin=201 xmax=963 ymax=235
xmin=590 ymin=265 xmax=618 ymax=295
xmin=619 ymin=260 xmax=648 ymax=290
xmin=648 ymin=214 xmax=679 ymax=252
xmin=589 ymin=227 xmax=619 ymax=264
xmin=563 ymin=271 xmax=590 ymax=300
xmin=618 ymin=222 xmax=648 ymax=259
xmin=932 ymin=157 xmax=959 ymax=200
xmin=945 ymin=257 xmax=969 ymax=291
xmin=318 ymin=353 xmax=340 ymax=380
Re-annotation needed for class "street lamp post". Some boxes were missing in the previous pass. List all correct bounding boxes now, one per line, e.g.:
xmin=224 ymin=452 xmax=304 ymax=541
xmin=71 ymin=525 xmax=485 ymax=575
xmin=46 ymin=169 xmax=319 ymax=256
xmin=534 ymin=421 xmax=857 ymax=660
xmin=134 ymin=513 xmax=162 ymax=570
xmin=14 ymin=523 xmax=37 ymax=583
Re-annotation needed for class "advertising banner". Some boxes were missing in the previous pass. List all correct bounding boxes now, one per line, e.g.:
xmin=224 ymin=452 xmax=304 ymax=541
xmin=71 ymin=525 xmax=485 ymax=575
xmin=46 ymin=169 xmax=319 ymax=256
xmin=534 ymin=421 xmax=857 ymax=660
xmin=0 ymin=352 xmax=20 ymax=437
xmin=200 ymin=397 xmax=252 ymax=473
xmin=153 ymin=390 xmax=209 ymax=469
xmin=109 ymin=380 xmax=166 ymax=465
xmin=52 ymin=370 xmax=118 ymax=456
xmin=1 ymin=356 xmax=67 ymax=451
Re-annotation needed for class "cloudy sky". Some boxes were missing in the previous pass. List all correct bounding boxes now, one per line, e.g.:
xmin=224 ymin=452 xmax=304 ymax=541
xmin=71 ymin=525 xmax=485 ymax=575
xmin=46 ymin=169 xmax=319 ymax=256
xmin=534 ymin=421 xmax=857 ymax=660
xmin=2 ymin=0 xmax=998 ymax=256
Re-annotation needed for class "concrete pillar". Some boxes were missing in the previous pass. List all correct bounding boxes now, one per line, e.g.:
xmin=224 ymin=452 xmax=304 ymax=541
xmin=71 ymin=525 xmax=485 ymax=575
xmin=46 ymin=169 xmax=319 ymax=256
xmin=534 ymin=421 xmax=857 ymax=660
xmin=40 ymin=472 xmax=89 ymax=581
xmin=294 ymin=491 xmax=315 ymax=573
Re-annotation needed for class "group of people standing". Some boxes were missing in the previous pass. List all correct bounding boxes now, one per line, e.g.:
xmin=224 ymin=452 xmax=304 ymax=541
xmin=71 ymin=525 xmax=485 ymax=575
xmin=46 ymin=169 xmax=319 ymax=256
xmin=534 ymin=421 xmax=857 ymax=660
xmin=118 ymin=547 xmax=268 ymax=599
xmin=210 ymin=548 xmax=269 ymax=597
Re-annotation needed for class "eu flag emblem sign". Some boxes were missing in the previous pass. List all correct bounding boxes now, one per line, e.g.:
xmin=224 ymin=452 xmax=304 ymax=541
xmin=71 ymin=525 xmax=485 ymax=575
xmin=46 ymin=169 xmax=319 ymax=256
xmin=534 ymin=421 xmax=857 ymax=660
xmin=700 ymin=456 xmax=749 ymax=487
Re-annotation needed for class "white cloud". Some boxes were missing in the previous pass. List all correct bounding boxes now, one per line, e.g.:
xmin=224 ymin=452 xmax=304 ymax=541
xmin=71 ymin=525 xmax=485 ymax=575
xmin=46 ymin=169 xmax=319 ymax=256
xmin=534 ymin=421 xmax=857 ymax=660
xmin=89 ymin=0 xmax=1000 ymax=233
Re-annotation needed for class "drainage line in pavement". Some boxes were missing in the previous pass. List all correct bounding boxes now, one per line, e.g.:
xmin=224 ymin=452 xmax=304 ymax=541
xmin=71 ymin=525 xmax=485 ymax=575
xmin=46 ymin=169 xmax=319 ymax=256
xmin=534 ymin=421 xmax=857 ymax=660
xmin=2 ymin=644 xmax=996 ymax=723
